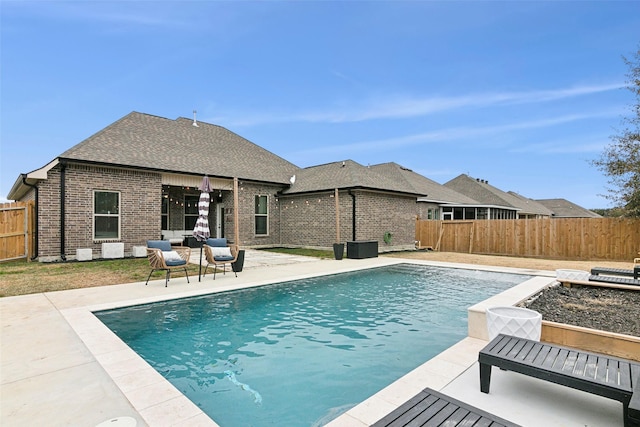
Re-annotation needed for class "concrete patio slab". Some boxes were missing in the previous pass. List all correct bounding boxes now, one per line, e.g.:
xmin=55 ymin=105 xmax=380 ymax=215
xmin=0 ymin=250 xmax=625 ymax=426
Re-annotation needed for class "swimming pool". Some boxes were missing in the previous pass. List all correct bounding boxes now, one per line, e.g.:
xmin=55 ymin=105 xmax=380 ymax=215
xmin=96 ymin=264 xmax=532 ymax=427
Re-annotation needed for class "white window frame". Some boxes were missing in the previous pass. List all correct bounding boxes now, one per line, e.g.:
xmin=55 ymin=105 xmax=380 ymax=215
xmin=93 ymin=190 xmax=121 ymax=240
xmin=255 ymin=195 xmax=269 ymax=236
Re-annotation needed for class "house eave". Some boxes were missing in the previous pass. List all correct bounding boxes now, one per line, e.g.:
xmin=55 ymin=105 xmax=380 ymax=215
xmin=7 ymin=159 xmax=60 ymax=201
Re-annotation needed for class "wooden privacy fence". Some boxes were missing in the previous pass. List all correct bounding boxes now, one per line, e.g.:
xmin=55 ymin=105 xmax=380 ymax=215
xmin=0 ymin=201 xmax=35 ymax=262
xmin=416 ymin=218 xmax=640 ymax=261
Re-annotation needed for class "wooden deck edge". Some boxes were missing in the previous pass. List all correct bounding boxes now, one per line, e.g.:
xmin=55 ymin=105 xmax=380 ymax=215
xmin=541 ymin=320 xmax=640 ymax=362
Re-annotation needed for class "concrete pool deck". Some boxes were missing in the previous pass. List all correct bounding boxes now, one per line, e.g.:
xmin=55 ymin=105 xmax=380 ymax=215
xmin=0 ymin=252 xmax=625 ymax=426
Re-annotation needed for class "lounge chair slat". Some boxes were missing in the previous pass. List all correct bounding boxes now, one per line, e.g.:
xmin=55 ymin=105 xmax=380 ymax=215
xmin=414 ymin=401 xmax=456 ymax=426
xmin=454 ymin=411 xmax=481 ymax=427
xmin=541 ymin=347 xmax=561 ymax=369
xmin=524 ymin=342 xmax=544 ymax=363
xmin=620 ymin=363 xmax=632 ymax=389
xmin=517 ymin=340 xmax=535 ymax=361
xmin=595 ymin=356 xmax=609 ymax=382
xmin=561 ymin=350 xmax=579 ymax=373
xmin=584 ymin=354 xmax=598 ymax=379
xmin=574 ymin=352 xmax=588 ymax=376
xmin=532 ymin=345 xmax=551 ymax=365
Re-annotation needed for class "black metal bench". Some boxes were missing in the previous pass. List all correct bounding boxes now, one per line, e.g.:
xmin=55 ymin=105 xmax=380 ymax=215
xmin=371 ymin=387 xmax=520 ymax=427
xmin=479 ymin=334 xmax=640 ymax=427
xmin=591 ymin=266 xmax=640 ymax=280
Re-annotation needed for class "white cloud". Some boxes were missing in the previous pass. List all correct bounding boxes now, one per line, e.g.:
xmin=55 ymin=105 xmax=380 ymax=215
xmin=221 ymin=82 xmax=626 ymax=127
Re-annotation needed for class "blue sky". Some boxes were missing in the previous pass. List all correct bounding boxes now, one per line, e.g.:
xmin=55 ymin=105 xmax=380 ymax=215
xmin=1 ymin=1 xmax=638 ymax=208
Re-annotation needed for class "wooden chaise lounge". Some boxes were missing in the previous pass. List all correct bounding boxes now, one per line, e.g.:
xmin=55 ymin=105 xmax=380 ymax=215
xmin=372 ymin=387 xmax=520 ymax=427
xmin=479 ymin=334 xmax=640 ymax=427
xmin=591 ymin=266 xmax=640 ymax=280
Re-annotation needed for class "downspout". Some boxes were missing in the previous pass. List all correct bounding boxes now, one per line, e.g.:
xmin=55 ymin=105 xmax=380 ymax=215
xmin=59 ymin=160 xmax=67 ymax=261
xmin=22 ymin=175 xmax=39 ymax=260
xmin=349 ymin=190 xmax=356 ymax=241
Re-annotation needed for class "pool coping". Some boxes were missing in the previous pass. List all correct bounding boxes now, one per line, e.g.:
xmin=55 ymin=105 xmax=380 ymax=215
xmin=59 ymin=257 xmax=556 ymax=427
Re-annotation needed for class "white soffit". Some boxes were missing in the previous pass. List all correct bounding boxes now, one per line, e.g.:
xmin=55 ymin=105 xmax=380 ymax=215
xmin=161 ymin=173 xmax=232 ymax=190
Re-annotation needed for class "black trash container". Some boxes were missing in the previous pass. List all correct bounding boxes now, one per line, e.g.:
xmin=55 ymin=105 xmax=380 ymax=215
xmin=232 ymin=249 xmax=245 ymax=272
xmin=333 ymin=243 xmax=344 ymax=260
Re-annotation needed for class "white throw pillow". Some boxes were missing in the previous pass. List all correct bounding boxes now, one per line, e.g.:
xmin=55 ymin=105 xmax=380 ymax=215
xmin=211 ymin=247 xmax=232 ymax=258
xmin=162 ymin=250 xmax=183 ymax=261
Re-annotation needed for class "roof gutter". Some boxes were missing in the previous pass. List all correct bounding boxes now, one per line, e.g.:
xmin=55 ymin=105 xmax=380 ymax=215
xmin=21 ymin=175 xmax=39 ymax=260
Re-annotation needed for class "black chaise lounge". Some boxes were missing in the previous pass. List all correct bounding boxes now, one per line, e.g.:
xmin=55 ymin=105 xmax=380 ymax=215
xmin=591 ymin=266 xmax=640 ymax=280
xmin=479 ymin=334 xmax=640 ymax=427
xmin=371 ymin=387 xmax=520 ymax=427
xmin=588 ymin=274 xmax=640 ymax=286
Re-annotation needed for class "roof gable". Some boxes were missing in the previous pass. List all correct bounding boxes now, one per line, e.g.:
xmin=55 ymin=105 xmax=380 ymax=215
xmin=59 ymin=112 xmax=299 ymax=184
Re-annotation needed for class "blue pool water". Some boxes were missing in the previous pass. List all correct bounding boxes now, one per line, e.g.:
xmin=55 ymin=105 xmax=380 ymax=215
xmin=96 ymin=264 xmax=532 ymax=427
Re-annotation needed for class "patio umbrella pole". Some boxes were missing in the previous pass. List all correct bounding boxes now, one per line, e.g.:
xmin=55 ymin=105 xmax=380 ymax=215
xmin=193 ymin=175 xmax=212 ymax=282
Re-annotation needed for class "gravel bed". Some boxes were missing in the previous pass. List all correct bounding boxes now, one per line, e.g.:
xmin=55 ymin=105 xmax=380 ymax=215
xmin=524 ymin=284 xmax=640 ymax=338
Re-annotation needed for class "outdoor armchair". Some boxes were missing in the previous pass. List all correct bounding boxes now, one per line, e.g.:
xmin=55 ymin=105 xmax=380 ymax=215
xmin=202 ymin=238 xmax=239 ymax=279
xmin=145 ymin=240 xmax=191 ymax=287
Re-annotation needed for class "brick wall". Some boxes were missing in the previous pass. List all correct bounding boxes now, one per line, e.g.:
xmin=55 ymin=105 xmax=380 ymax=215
xmin=279 ymin=190 xmax=416 ymax=249
xmin=37 ymin=163 xmax=162 ymax=260
xmin=233 ymin=181 xmax=283 ymax=247
xmin=32 ymin=164 xmax=417 ymax=259
xmin=351 ymin=190 xmax=416 ymax=248
xmin=279 ymin=191 xmax=350 ymax=247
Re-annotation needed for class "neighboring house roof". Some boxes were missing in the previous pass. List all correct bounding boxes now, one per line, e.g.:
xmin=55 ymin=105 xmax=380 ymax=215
xmin=444 ymin=174 xmax=552 ymax=216
xmin=370 ymin=163 xmax=479 ymax=204
xmin=59 ymin=112 xmax=300 ymax=184
xmin=507 ymin=191 xmax=555 ymax=217
xmin=536 ymin=198 xmax=602 ymax=218
xmin=281 ymin=160 xmax=424 ymax=196
xmin=444 ymin=174 xmax=517 ymax=209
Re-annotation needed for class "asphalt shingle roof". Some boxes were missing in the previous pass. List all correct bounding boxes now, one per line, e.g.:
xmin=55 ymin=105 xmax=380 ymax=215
xmin=59 ymin=112 xmax=300 ymax=184
xmin=282 ymin=160 xmax=424 ymax=195
xmin=444 ymin=174 xmax=554 ymax=215
xmin=536 ymin=198 xmax=602 ymax=218
xmin=370 ymin=163 xmax=479 ymax=204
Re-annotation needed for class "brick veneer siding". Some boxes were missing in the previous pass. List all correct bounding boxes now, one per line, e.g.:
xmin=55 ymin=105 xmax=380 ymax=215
xmin=233 ymin=181 xmax=284 ymax=247
xmin=279 ymin=191 xmax=351 ymax=247
xmin=279 ymin=190 xmax=417 ymax=249
xmin=350 ymin=190 xmax=416 ymax=248
xmin=36 ymin=163 xmax=162 ymax=260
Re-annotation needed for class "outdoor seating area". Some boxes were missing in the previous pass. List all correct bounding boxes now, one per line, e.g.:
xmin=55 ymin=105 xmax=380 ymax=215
xmin=145 ymin=240 xmax=191 ymax=287
xmin=479 ymin=334 xmax=640 ymax=427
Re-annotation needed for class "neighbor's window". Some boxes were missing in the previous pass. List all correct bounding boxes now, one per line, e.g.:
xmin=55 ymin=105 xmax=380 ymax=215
xmin=255 ymin=195 xmax=268 ymax=235
xmin=184 ymin=194 xmax=199 ymax=230
xmin=94 ymin=191 xmax=120 ymax=240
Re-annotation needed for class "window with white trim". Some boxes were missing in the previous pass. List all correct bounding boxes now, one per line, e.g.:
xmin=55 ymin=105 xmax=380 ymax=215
xmin=94 ymin=191 xmax=120 ymax=240
xmin=255 ymin=195 xmax=268 ymax=235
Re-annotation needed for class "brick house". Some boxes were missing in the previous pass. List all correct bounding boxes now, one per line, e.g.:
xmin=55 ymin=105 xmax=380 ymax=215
xmin=8 ymin=111 xmax=599 ymax=261
xmin=7 ymin=112 xmax=431 ymax=261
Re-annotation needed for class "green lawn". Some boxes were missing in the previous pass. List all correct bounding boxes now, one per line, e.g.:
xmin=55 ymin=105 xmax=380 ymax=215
xmin=0 ymin=248 xmax=332 ymax=297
